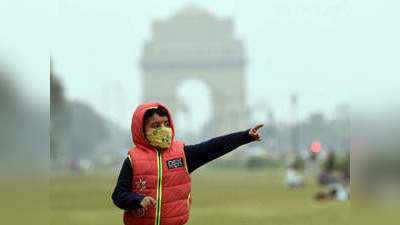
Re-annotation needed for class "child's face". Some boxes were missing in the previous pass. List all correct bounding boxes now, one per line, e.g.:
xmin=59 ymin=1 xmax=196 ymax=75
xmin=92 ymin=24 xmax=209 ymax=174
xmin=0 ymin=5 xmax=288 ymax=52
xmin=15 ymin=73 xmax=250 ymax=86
xmin=144 ymin=113 xmax=171 ymax=134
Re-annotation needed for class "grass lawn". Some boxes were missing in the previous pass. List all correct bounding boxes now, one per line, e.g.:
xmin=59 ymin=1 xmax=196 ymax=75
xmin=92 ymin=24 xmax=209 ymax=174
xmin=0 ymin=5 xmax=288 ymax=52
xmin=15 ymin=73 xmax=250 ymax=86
xmin=50 ymin=169 xmax=349 ymax=225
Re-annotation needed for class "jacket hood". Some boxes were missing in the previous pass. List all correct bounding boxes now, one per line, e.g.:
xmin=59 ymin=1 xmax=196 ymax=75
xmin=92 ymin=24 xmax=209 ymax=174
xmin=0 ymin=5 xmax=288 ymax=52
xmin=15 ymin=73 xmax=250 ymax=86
xmin=131 ymin=102 xmax=175 ymax=150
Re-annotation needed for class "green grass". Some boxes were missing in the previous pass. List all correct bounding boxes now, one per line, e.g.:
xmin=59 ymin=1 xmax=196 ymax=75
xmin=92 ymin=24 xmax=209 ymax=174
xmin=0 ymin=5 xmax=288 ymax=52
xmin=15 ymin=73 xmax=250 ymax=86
xmin=50 ymin=169 xmax=349 ymax=225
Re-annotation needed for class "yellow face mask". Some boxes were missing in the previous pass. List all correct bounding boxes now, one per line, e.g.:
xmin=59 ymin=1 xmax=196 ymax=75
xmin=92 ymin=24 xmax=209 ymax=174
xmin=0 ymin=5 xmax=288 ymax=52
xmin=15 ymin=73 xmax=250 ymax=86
xmin=145 ymin=126 xmax=172 ymax=149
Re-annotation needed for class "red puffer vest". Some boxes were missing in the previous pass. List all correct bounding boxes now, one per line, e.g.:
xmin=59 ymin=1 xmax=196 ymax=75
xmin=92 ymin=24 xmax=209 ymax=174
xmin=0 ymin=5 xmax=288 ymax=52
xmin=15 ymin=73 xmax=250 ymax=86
xmin=124 ymin=103 xmax=191 ymax=225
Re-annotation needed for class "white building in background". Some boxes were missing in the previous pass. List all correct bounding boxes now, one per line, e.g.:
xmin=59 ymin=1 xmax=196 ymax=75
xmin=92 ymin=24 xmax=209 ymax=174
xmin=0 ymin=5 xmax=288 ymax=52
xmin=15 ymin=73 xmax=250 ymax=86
xmin=140 ymin=4 xmax=249 ymax=138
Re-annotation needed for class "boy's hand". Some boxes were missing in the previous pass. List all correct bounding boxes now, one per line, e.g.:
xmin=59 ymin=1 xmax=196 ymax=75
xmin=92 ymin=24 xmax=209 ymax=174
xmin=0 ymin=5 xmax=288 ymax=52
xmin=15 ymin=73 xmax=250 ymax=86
xmin=249 ymin=124 xmax=264 ymax=141
xmin=140 ymin=196 xmax=156 ymax=210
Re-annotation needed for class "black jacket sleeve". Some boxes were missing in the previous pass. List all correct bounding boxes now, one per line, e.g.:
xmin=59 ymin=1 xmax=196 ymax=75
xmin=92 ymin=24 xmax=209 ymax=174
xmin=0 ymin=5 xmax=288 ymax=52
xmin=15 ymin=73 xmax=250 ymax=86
xmin=184 ymin=129 xmax=255 ymax=173
xmin=111 ymin=157 xmax=146 ymax=210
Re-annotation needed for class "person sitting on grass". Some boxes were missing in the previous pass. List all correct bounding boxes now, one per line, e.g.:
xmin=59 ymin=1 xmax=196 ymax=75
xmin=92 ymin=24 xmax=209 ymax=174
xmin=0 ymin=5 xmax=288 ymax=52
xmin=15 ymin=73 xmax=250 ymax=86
xmin=112 ymin=102 xmax=263 ymax=225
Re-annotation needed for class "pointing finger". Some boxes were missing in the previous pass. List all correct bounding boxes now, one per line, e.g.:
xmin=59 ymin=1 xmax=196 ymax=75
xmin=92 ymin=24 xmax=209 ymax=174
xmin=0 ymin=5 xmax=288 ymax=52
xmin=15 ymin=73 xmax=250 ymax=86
xmin=253 ymin=124 xmax=264 ymax=131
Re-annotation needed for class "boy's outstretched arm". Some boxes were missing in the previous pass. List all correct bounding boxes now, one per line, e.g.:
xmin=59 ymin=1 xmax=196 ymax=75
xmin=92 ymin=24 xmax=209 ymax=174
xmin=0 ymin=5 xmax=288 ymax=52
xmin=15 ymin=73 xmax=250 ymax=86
xmin=112 ymin=158 xmax=146 ymax=210
xmin=184 ymin=124 xmax=263 ymax=173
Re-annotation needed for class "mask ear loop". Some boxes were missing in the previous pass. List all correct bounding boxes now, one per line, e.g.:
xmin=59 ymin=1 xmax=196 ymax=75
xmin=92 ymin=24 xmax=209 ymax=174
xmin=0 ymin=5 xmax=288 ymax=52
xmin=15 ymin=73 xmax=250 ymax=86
xmin=164 ymin=108 xmax=173 ymax=143
xmin=164 ymin=108 xmax=173 ymax=151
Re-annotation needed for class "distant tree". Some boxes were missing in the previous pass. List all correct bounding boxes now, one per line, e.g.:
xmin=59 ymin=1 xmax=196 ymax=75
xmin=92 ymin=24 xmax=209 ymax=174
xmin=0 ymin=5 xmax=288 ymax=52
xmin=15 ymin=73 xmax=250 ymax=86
xmin=64 ymin=101 xmax=110 ymax=158
xmin=0 ymin=66 xmax=19 ymax=160
xmin=323 ymin=151 xmax=337 ymax=172
xmin=50 ymin=73 xmax=66 ymax=118
xmin=50 ymin=62 xmax=67 ymax=161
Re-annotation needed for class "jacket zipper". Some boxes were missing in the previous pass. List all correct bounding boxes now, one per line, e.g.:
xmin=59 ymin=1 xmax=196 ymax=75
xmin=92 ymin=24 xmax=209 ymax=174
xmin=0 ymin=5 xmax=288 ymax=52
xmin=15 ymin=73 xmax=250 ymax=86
xmin=155 ymin=150 xmax=162 ymax=225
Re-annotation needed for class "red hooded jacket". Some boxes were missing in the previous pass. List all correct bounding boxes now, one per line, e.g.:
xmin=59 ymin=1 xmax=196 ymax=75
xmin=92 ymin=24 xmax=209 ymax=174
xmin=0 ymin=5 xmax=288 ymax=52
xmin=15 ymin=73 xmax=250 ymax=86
xmin=124 ymin=103 xmax=191 ymax=225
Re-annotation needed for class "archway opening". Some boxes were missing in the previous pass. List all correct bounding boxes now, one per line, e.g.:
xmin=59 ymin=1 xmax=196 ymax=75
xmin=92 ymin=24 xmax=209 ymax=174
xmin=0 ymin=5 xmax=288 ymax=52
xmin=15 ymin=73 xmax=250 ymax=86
xmin=174 ymin=78 xmax=213 ymax=143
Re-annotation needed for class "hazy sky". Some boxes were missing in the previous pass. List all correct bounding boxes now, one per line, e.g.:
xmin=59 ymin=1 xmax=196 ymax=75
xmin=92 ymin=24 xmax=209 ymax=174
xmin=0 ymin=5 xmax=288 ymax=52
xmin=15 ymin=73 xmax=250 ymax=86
xmin=2 ymin=0 xmax=399 ymax=130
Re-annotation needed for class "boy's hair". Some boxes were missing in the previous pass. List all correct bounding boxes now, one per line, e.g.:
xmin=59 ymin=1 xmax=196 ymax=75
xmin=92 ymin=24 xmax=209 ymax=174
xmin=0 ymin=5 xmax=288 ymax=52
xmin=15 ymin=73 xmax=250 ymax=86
xmin=143 ymin=106 xmax=170 ymax=129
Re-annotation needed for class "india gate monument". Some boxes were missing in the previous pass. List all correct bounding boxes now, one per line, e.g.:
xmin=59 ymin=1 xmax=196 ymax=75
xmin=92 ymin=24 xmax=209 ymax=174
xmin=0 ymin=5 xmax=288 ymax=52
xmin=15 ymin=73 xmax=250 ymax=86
xmin=140 ymin=4 xmax=248 ymax=138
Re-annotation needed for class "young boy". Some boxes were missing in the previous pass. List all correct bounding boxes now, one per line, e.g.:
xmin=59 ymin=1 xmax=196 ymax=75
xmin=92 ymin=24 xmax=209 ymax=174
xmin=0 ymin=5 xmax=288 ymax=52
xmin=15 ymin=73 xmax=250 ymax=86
xmin=112 ymin=102 xmax=263 ymax=225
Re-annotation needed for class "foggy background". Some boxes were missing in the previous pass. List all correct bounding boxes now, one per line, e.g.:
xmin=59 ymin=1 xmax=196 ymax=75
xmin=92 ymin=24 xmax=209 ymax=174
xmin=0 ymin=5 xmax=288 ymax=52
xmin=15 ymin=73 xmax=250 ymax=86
xmin=49 ymin=0 xmax=358 ymax=165
xmin=1 ymin=0 xmax=400 ymax=225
